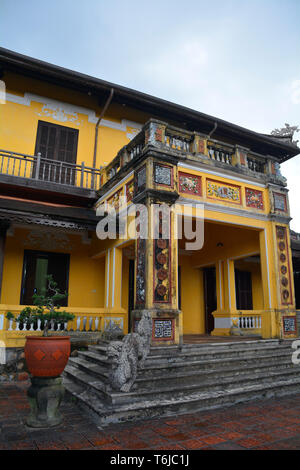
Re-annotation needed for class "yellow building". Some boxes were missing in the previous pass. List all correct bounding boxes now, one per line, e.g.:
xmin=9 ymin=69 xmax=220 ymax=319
xmin=0 ymin=47 xmax=299 ymax=368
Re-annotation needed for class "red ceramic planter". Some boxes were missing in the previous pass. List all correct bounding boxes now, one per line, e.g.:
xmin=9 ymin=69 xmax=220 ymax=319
xmin=25 ymin=336 xmax=71 ymax=377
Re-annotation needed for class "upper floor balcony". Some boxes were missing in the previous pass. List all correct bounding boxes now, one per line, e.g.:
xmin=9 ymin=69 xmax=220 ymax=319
xmin=0 ymin=149 xmax=101 ymax=199
xmin=100 ymin=119 xmax=287 ymax=191
xmin=0 ymin=120 xmax=288 ymax=201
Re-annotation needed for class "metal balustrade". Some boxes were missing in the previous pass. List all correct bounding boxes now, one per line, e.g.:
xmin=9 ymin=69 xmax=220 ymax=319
xmin=0 ymin=149 xmax=101 ymax=190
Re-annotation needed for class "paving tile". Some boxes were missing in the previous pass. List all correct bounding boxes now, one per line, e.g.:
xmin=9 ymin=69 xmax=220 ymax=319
xmin=181 ymin=439 xmax=207 ymax=450
xmin=1 ymin=382 xmax=300 ymax=451
xmin=201 ymin=435 xmax=227 ymax=445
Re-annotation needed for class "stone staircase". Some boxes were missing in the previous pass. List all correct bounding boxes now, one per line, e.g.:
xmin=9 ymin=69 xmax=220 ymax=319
xmin=63 ymin=338 xmax=300 ymax=427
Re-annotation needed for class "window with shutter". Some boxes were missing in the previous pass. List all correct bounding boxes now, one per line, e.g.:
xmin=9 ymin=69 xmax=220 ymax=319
xmin=35 ymin=121 xmax=79 ymax=183
xmin=20 ymin=250 xmax=70 ymax=306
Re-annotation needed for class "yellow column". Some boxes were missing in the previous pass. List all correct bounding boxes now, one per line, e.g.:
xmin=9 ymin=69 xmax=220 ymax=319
xmin=111 ymin=247 xmax=123 ymax=310
xmin=216 ymin=260 xmax=225 ymax=312
xmin=104 ymin=248 xmax=112 ymax=308
xmin=224 ymin=258 xmax=237 ymax=312
xmin=211 ymin=258 xmax=237 ymax=336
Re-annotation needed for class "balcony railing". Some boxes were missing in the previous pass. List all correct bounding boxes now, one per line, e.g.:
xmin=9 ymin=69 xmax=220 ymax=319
xmin=101 ymin=119 xmax=276 ymax=188
xmin=0 ymin=149 xmax=101 ymax=190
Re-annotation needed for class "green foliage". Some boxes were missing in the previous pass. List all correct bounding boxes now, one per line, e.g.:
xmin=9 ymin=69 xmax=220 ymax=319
xmin=5 ymin=275 xmax=75 ymax=336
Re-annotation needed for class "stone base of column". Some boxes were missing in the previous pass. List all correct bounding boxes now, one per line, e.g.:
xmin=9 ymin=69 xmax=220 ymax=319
xmin=131 ymin=309 xmax=183 ymax=346
xmin=26 ymin=376 xmax=65 ymax=428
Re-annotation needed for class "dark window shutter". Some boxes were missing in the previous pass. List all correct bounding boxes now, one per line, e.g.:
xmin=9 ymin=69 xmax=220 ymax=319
xmin=35 ymin=121 xmax=78 ymax=164
xmin=235 ymin=270 xmax=253 ymax=310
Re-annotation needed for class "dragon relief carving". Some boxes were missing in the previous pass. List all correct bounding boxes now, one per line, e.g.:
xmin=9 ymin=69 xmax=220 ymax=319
xmin=106 ymin=311 xmax=152 ymax=393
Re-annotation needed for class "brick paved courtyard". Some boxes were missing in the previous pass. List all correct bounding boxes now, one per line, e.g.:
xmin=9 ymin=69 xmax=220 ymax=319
xmin=1 ymin=381 xmax=300 ymax=450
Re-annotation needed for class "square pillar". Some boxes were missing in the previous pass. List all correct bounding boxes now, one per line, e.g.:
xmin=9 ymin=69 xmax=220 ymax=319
xmin=131 ymin=156 xmax=182 ymax=346
xmin=211 ymin=258 xmax=238 ymax=336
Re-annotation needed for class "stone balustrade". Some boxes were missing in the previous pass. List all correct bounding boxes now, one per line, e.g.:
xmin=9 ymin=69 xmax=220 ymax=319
xmin=100 ymin=119 xmax=282 ymax=188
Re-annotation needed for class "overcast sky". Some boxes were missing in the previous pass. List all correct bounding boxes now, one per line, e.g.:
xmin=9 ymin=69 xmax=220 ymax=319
xmin=1 ymin=0 xmax=300 ymax=230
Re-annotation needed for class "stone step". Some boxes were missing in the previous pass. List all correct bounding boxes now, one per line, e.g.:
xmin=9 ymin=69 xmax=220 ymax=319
xmin=139 ymin=349 xmax=294 ymax=377
xmin=64 ymin=375 xmax=300 ymax=426
xmin=143 ymin=344 xmax=294 ymax=366
xmin=64 ymin=354 xmax=300 ymax=407
xmin=133 ymin=359 xmax=296 ymax=391
xmin=109 ymin=365 xmax=300 ymax=406
xmin=67 ymin=356 xmax=109 ymax=382
xmin=67 ymin=351 xmax=297 ymax=393
xmin=88 ymin=340 xmax=295 ymax=367
xmin=69 ymin=352 xmax=295 ymax=391
xmin=63 ymin=364 xmax=111 ymax=402
xmin=150 ymin=339 xmax=293 ymax=355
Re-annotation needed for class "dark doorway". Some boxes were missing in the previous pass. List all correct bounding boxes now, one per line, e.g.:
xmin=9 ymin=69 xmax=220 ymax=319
xmin=293 ymin=258 xmax=300 ymax=309
xmin=21 ymin=250 xmax=70 ymax=306
xmin=203 ymin=267 xmax=217 ymax=334
xmin=128 ymin=259 xmax=135 ymax=332
xmin=35 ymin=121 xmax=79 ymax=184
xmin=235 ymin=269 xmax=253 ymax=310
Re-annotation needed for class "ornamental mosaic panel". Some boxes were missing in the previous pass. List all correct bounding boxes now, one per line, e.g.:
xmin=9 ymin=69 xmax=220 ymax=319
xmin=245 ymin=188 xmax=264 ymax=210
xmin=135 ymin=236 xmax=146 ymax=306
xmin=135 ymin=165 xmax=147 ymax=194
xmin=108 ymin=189 xmax=122 ymax=211
xmin=206 ymin=179 xmax=241 ymax=204
xmin=153 ymin=319 xmax=175 ymax=341
xmin=276 ymin=226 xmax=293 ymax=305
xmin=273 ymin=192 xmax=287 ymax=212
xmin=154 ymin=164 xmax=173 ymax=187
xmin=153 ymin=213 xmax=171 ymax=303
xmin=179 ymin=172 xmax=202 ymax=196
xmin=126 ymin=180 xmax=134 ymax=202
xmin=282 ymin=316 xmax=297 ymax=336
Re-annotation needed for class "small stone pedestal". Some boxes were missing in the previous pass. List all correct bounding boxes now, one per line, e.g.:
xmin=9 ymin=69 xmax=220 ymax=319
xmin=26 ymin=376 xmax=65 ymax=428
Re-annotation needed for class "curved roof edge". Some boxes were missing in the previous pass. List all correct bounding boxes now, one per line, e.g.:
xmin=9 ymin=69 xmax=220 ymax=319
xmin=0 ymin=47 xmax=299 ymax=162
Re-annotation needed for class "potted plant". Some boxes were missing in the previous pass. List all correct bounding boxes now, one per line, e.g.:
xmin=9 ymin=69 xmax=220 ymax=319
xmin=6 ymin=275 xmax=75 ymax=377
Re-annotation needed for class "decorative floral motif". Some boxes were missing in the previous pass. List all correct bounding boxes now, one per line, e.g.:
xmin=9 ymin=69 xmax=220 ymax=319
xmin=153 ymin=211 xmax=171 ymax=303
xmin=276 ymin=226 xmax=293 ymax=306
xmin=136 ymin=237 xmax=146 ymax=305
xmin=179 ymin=172 xmax=202 ymax=196
xmin=245 ymin=188 xmax=264 ymax=210
xmin=207 ymin=179 xmax=241 ymax=204
xmin=126 ymin=180 xmax=134 ymax=202
xmin=108 ymin=189 xmax=122 ymax=210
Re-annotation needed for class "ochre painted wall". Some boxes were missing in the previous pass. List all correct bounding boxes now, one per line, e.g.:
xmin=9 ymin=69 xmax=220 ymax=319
xmin=179 ymin=255 xmax=205 ymax=335
xmin=1 ymin=228 xmax=105 ymax=308
xmin=0 ymin=72 xmax=152 ymax=169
